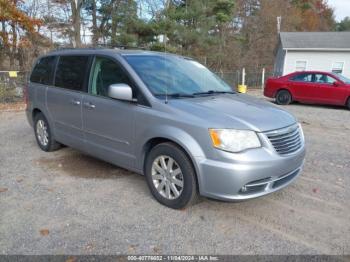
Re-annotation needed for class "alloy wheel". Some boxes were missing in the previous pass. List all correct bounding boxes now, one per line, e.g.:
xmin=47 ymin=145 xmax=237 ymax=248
xmin=36 ymin=119 xmax=49 ymax=146
xmin=151 ymin=155 xmax=184 ymax=200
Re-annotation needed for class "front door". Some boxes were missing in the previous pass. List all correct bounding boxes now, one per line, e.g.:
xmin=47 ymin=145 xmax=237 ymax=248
xmin=82 ymin=56 xmax=136 ymax=169
xmin=312 ymin=73 xmax=339 ymax=104
xmin=289 ymin=72 xmax=316 ymax=102
xmin=47 ymin=55 xmax=90 ymax=149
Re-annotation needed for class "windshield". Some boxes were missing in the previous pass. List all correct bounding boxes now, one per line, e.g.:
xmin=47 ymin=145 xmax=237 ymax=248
xmin=335 ymin=73 xmax=350 ymax=84
xmin=124 ymin=55 xmax=233 ymax=96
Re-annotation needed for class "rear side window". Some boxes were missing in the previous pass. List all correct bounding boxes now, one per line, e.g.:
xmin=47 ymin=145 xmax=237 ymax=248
xmin=290 ymin=73 xmax=312 ymax=82
xmin=30 ymin=56 xmax=56 ymax=85
xmin=54 ymin=56 xmax=89 ymax=91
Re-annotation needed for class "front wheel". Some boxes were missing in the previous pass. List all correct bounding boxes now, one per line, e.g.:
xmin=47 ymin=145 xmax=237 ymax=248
xmin=347 ymin=98 xmax=350 ymax=110
xmin=145 ymin=142 xmax=198 ymax=209
xmin=275 ymin=90 xmax=292 ymax=105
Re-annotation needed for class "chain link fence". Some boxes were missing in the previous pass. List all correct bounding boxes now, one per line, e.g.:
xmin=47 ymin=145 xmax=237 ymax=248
xmin=0 ymin=71 xmax=28 ymax=103
xmin=217 ymin=70 xmax=274 ymax=89
xmin=0 ymin=69 xmax=272 ymax=105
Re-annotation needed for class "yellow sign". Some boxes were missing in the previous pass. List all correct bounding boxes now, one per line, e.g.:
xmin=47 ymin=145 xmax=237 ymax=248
xmin=9 ymin=71 xmax=17 ymax=78
xmin=237 ymin=84 xmax=247 ymax=93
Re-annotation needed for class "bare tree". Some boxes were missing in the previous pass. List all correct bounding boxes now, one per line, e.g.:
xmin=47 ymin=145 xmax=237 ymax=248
xmin=70 ymin=0 xmax=84 ymax=47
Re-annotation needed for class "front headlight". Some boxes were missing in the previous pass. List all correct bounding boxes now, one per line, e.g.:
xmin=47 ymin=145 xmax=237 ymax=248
xmin=209 ymin=129 xmax=261 ymax=153
xmin=298 ymin=123 xmax=305 ymax=142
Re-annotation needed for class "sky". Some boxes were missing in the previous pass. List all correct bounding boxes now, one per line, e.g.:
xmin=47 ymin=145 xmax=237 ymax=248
xmin=328 ymin=0 xmax=350 ymax=21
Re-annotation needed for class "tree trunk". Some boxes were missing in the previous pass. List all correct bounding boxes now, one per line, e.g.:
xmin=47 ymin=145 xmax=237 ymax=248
xmin=70 ymin=0 xmax=82 ymax=47
xmin=91 ymin=0 xmax=98 ymax=46
xmin=0 ymin=21 xmax=7 ymax=69
xmin=10 ymin=23 xmax=17 ymax=69
xmin=110 ymin=1 xmax=119 ymax=47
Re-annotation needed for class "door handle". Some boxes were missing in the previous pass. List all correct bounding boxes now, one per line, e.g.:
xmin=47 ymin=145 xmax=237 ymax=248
xmin=71 ymin=99 xmax=81 ymax=106
xmin=83 ymin=102 xmax=96 ymax=109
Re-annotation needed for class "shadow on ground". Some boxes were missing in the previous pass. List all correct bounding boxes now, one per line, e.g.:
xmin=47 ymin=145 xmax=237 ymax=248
xmin=34 ymin=148 xmax=135 ymax=179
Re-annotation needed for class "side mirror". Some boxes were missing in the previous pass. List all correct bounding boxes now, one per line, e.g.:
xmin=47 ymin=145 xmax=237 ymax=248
xmin=108 ymin=84 xmax=133 ymax=101
xmin=333 ymin=81 xmax=341 ymax=87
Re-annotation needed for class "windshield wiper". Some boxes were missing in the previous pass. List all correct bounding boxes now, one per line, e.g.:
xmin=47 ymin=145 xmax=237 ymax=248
xmin=192 ymin=90 xmax=236 ymax=96
xmin=154 ymin=93 xmax=195 ymax=98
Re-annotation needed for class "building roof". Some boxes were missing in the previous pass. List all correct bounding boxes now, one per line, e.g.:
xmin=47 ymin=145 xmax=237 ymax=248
xmin=280 ymin=32 xmax=350 ymax=50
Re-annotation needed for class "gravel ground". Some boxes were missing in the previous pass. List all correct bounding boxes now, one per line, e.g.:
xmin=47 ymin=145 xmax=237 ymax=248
xmin=0 ymin=92 xmax=349 ymax=255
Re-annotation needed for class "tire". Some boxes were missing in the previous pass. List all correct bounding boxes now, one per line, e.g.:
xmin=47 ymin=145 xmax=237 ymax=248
xmin=34 ymin=112 xmax=61 ymax=152
xmin=145 ymin=142 xmax=198 ymax=209
xmin=347 ymin=98 xmax=350 ymax=110
xmin=275 ymin=89 xmax=292 ymax=105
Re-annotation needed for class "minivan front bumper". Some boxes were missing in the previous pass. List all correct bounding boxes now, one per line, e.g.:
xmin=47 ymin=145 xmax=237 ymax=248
xmin=195 ymin=136 xmax=306 ymax=201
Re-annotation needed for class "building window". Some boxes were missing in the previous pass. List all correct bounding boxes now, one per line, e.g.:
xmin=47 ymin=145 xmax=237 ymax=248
xmin=332 ymin=62 xmax=344 ymax=74
xmin=295 ymin=61 xmax=307 ymax=71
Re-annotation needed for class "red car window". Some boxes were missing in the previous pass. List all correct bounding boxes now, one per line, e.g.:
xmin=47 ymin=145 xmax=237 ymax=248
xmin=290 ymin=73 xmax=313 ymax=82
xmin=314 ymin=74 xmax=337 ymax=84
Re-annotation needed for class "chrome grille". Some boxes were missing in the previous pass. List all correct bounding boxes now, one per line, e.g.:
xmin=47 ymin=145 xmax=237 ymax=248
xmin=265 ymin=125 xmax=302 ymax=155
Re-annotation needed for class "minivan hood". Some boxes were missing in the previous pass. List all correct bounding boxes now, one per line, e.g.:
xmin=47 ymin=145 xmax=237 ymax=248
xmin=168 ymin=94 xmax=297 ymax=132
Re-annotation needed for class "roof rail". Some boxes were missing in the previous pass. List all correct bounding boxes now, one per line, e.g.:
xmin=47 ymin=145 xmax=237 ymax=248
xmin=54 ymin=46 xmax=109 ymax=51
xmin=52 ymin=45 xmax=147 ymax=52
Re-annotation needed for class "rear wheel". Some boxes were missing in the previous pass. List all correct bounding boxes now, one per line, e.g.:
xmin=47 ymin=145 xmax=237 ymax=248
xmin=34 ymin=113 xmax=61 ymax=152
xmin=145 ymin=142 xmax=198 ymax=209
xmin=276 ymin=90 xmax=292 ymax=105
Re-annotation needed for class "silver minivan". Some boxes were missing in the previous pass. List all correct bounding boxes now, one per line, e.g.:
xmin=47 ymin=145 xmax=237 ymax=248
xmin=26 ymin=49 xmax=306 ymax=209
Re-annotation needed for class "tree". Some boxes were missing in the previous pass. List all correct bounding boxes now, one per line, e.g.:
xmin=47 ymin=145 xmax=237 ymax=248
xmin=70 ymin=0 xmax=84 ymax=47
xmin=291 ymin=0 xmax=335 ymax=31
xmin=233 ymin=0 xmax=336 ymax=72
xmin=50 ymin=0 xmax=83 ymax=47
xmin=84 ymin=0 xmax=99 ymax=45
xmin=154 ymin=0 xmax=236 ymax=70
xmin=0 ymin=0 xmax=42 ymax=69
xmin=337 ymin=17 xmax=350 ymax=31
xmin=0 ymin=0 xmax=339 ymax=73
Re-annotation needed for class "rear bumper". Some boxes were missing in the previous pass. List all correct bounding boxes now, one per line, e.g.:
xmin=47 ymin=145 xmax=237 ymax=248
xmin=195 ymin=144 xmax=305 ymax=201
xmin=263 ymin=88 xmax=275 ymax=98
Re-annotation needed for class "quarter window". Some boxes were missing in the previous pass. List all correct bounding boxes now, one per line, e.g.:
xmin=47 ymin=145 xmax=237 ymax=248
xmin=89 ymin=57 xmax=132 ymax=97
xmin=30 ymin=56 xmax=56 ymax=85
xmin=54 ymin=56 xmax=89 ymax=91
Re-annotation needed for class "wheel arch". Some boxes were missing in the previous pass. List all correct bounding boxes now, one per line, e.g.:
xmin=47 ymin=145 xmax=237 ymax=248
xmin=31 ymin=107 xmax=57 ymax=141
xmin=141 ymin=136 xmax=202 ymax=193
xmin=274 ymin=87 xmax=292 ymax=99
xmin=32 ymin=108 xmax=42 ymax=121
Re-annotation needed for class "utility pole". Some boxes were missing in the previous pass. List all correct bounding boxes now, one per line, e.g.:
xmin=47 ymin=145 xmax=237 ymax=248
xmin=277 ymin=16 xmax=282 ymax=34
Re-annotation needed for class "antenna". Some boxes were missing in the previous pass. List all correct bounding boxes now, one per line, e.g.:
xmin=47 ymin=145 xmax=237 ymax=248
xmin=163 ymin=34 xmax=168 ymax=104
xmin=165 ymin=85 xmax=168 ymax=104
xmin=164 ymin=45 xmax=168 ymax=104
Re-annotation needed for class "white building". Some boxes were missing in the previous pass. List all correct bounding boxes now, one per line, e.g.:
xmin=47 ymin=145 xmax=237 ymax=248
xmin=274 ymin=32 xmax=350 ymax=78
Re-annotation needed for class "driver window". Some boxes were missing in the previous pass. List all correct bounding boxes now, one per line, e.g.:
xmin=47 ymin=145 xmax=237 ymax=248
xmin=314 ymin=74 xmax=336 ymax=85
xmin=90 ymin=56 xmax=132 ymax=97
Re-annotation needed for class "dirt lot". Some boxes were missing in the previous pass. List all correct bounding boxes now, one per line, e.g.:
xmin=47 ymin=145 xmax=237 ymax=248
xmin=0 ymin=92 xmax=349 ymax=255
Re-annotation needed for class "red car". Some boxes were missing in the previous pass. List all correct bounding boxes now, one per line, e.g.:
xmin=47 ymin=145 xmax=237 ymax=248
xmin=264 ymin=71 xmax=350 ymax=109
